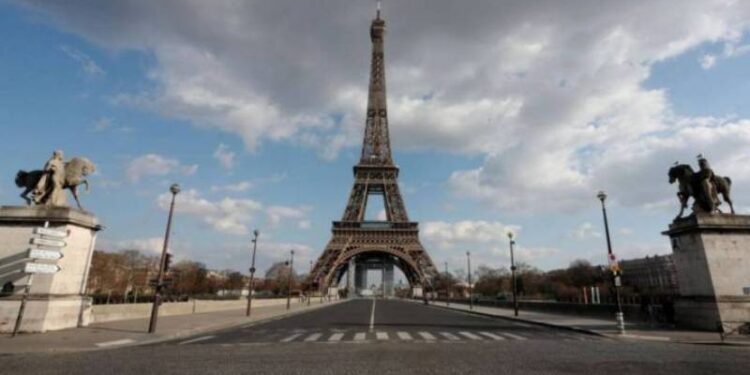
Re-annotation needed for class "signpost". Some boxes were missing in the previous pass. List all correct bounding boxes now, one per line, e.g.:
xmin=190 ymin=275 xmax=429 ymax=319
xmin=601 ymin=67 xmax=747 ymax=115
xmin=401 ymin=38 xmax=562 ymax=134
xmin=23 ymin=263 xmax=61 ymax=274
xmin=27 ymin=249 xmax=64 ymax=261
xmin=11 ymin=221 xmax=65 ymax=337
xmin=31 ymin=237 xmax=66 ymax=248
xmin=33 ymin=227 xmax=68 ymax=238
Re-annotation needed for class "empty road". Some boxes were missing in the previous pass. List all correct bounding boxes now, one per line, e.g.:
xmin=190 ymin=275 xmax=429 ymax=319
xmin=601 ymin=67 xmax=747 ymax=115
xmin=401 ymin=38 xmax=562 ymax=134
xmin=4 ymin=299 xmax=748 ymax=374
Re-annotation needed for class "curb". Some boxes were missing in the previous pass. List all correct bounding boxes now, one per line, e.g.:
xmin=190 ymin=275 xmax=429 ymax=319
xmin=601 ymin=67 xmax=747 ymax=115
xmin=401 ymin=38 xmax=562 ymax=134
xmin=425 ymin=301 xmax=750 ymax=347
xmin=2 ymin=300 xmax=345 ymax=354
xmin=424 ymin=302 xmax=605 ymax=337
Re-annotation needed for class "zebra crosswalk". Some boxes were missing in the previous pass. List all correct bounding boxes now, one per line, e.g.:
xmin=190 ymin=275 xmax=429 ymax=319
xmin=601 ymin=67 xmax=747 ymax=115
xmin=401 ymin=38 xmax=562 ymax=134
xmin=256 ymin=329 xmax=602 ymax=344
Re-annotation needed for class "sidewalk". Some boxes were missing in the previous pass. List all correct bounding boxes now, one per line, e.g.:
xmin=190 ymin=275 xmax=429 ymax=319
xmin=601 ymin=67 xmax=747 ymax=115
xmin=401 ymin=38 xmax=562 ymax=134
xmin=0 ymin=298 xmax=341 ymax=354
xmin=428 ymin=300 xmax=750 ymax=346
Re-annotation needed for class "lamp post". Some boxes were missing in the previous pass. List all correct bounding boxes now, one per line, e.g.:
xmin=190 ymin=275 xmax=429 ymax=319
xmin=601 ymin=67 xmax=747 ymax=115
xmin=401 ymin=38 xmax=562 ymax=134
xmin=445 ymin=261 xmax=450 ymax=306
xmin=245 ymin=229 xmax=259 ymax=317
xmin=597 ymin=191 xmax=626 ymax=334
xmin=467 ymin=251 xmax=473 ymax=310
xmin=507 ymin=232 xmax=519 ymax=317
xmin=148 ymin=183 xmax=180 ymax=333
xmin=286 ymin=250 xmax=295 ymax=310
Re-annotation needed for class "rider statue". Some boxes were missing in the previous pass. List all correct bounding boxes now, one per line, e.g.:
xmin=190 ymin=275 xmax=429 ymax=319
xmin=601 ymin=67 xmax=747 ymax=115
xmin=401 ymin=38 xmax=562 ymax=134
xmin=695 ymin=155 xmax=722 ymax=213
xmin=32 ymin=150 xmax=67 ymax=206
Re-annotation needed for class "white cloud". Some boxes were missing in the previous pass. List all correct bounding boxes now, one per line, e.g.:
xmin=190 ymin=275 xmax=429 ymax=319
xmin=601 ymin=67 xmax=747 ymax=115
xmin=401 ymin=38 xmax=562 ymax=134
xmin=570 ymin=222 xmax=602 ymax=240
xmin=266 ymin=205 xmax=312 ymax=227
xmin=60 ymin=44 xmax=104 ymax=76
xmin=126 ymin=154 xmax=198 ymax=182
xmin=21 ymin=0 xmax=750 ymax=214
xmin=700 ymin=53 xmax=717 ymax=69
xmin=213 ymin=143 xmax=235 ymax=170
xmin=157 ymin=189 xmax=262 ymax=235
xmin=422 ymin=220 xmax=521 ymax=248
xmin=699 ymin=41 xmax=750 ymax=69
xmin=375 ymin=209 xmax=387 ymax=221
xmin=211 ymin=180 xmax=253 ymax=192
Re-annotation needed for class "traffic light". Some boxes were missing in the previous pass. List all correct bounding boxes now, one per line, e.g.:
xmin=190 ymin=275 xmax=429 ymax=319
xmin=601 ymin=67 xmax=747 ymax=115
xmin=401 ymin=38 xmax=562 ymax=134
xmin=163 ymin=252 xmax=173 ymax=273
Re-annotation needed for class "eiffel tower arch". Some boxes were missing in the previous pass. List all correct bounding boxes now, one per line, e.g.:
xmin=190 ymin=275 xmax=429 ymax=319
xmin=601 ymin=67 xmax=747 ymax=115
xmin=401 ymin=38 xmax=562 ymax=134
xmin=307 ymin=8 xmax=437 ymax=296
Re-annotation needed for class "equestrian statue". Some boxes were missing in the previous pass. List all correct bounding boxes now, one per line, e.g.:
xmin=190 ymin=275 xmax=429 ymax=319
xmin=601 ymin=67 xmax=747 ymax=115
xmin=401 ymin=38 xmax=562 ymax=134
xmin=668 ymin=155 xmax=734 ymax=220
xmin=15 ymin=150 xmax=96 ymax=210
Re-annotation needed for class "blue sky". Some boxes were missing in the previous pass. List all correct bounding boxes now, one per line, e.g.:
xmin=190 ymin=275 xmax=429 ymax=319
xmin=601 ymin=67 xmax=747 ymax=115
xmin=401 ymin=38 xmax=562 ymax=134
xmin=2 ymin=1 xmax=750 ymax=280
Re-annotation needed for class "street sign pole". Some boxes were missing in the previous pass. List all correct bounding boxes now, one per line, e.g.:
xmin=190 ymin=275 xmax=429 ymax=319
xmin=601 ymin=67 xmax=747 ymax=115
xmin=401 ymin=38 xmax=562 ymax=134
xmin=12 ymin=274 xmax=34 ymax=337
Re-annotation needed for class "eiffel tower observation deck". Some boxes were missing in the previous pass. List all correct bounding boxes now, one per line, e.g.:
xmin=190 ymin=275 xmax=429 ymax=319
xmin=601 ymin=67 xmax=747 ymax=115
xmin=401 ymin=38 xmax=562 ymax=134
xmin=307 ymin=6 xmax=438 ymax=297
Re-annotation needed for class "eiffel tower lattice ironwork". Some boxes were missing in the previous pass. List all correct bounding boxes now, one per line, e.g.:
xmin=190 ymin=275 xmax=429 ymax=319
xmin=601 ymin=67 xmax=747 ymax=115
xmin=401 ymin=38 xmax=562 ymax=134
xmin=307 ymin=8 xmax=437 ymax=294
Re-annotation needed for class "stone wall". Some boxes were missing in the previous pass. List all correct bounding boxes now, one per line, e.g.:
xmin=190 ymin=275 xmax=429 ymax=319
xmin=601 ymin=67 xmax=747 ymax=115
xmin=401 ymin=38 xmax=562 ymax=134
xmin=90 ymin=298 xmax=291 ymax=323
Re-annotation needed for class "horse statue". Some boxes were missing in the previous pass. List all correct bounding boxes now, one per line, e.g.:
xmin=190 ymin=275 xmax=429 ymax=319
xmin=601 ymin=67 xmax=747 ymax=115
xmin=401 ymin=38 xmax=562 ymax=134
xmin=15 ymin=157 xmax=96 ymax=210
xmin=668 ymin=162 xmax=734 ymax=220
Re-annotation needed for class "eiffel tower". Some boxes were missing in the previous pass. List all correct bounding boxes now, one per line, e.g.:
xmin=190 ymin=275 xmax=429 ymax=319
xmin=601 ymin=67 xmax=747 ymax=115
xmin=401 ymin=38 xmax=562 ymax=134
xmin=307 ymin=6 xmax=437 ymax=296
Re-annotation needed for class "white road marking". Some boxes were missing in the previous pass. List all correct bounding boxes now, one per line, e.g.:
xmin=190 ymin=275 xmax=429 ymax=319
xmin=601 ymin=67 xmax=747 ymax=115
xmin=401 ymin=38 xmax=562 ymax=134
xmin=178 ymin=335 xmax=215 ymax=345
xmin=501 ymin=332 xmax=528 ymax=340
xmin=397 ymin=331 xmax=413 ymax=340
xmin=478 ymin=331 xmax=506 ymax=340
xmin=375 ymin=332 xmax=389 ymax=340
xmin=304 ymin=333 xmax=323 ymax=342
xmin=418 ymin=331 xmax=436 ymax=341
xmin=439 ymin=332 xmax=460 ymax=340
xmin=354 ymin=332 xmax=367 ymax=341
xmin=280 ymin=333 xmax=303 ymax=342
xmin=458 ymin=331 xmax=482 ymax=340
xmin=95 ymin=339 xmax=136 ymax=348
xmin=369 ymin=298 xmax=376 ymax=332
xmin=328 ymin=333 xmax=345 ymax=342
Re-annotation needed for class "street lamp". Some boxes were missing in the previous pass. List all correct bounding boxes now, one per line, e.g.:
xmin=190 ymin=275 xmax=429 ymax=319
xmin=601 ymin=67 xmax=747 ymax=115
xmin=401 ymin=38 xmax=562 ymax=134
xmin=597 ymin=190 xmax=626 ymax=334
xmin=466 ymin=251 xmax=473 ymax=310
xmin=286 ymin=250 xmax=295 ymax=310
xmin=507 ymin=232 xmax=519 ymax=317
xmin=245 ymin=229 xmax=259 ymax=317
xmin=148 ymin=183 xmax=180 ymax=333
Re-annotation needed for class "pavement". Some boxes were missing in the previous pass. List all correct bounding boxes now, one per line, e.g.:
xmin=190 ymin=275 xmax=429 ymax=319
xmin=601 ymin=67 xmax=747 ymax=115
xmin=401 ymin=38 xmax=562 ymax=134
xmin=427 ymin=300 xmax=750 ymax=346
xmin=2 ymin=298 xmax=748 ymax=375
xmin=0 ymin=297 xmax=339 ymax=354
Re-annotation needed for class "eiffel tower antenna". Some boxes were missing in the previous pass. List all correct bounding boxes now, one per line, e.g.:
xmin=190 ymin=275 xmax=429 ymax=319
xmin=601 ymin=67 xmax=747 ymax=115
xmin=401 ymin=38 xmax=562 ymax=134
xmin=306 ymin=8 xmax=437 ymax=299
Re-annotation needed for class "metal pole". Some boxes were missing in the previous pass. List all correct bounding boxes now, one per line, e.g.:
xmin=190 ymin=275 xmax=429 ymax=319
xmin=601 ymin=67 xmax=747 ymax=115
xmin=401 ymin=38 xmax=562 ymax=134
xmin=598 ymin=191 xmax=625 ymax=334
xmin=467 ymin=251 xmax=473 ymax=310
xmin=148 ymin=184 xmax=179 ymax=333
xmin=286 ymin=250 xmax=295 ymax=310
xmin=508 ymin=233 xmax=519 ymax=317
xmin=246 ymin=230 xmax=259 ymax=317
xmin=12 ymin=274 xmax=34 ymax=337
xmin=445 ymin=261 xmax=450 ymax=306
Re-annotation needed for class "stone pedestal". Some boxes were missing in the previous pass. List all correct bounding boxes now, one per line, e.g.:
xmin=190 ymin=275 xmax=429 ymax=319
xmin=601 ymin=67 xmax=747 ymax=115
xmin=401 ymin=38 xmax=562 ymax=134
xmin=663 ymin=214 xmax=750 ymax=331
xmin=0 ymin=206 xmax=101 ymax=333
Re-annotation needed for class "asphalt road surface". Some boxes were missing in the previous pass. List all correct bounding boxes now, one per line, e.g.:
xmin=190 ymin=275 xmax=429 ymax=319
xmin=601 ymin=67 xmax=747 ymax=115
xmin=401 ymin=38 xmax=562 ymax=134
xmin=4 ymin=299 xmax=748 ymax=374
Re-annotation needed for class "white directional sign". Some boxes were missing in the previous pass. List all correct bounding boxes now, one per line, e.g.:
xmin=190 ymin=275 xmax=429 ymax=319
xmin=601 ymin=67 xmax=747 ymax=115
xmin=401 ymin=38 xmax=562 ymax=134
xmin=24 ymin=262 xmax=61 ymax=274
xmin=34 ymin=227 xmax=68 ymax=238
xmin=28 ymin=249 xmax=64 ymax=261
xmin=31 ymin=237 xmax=66 ymax=248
